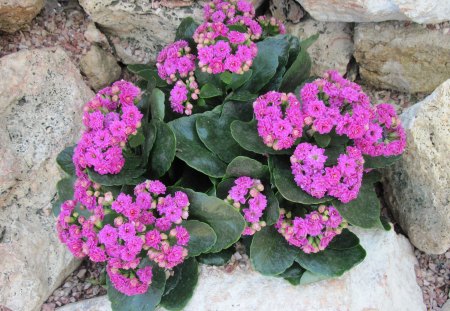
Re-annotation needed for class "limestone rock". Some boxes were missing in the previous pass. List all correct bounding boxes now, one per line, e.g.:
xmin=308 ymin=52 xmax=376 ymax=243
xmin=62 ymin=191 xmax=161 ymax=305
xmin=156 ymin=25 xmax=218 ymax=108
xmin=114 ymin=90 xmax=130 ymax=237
xmin=84 ymin=22 xmax=110 ymax=49
xmin=80 ymin=45 xmax=121 ymax=91
xmin=79 ymin=0 xmax=204 ymax=64
xmin=269 ymin=0 xmax=304 ymax=23
xmin=287 ymin=17 xmax=353 ymax=77
xmin=0 ymin=48 xmax=94 ymax=311
xmin=354 ymin=21 xmax=450 ymax=93
xmin=296 ymin=0 xmax=450 ymax=23
xmin=383 ymin=80 xmax=450 ymax=254
xmin=0 ymin=0 xmax=45 ymax=33
xmin=56 ymin=228 xmax=425 ymax=311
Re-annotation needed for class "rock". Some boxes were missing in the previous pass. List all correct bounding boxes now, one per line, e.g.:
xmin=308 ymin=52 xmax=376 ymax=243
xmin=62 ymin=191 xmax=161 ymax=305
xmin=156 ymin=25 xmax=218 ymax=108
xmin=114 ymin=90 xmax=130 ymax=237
xmin=80 ymin=45 xmax=121 ymax=91
xmin=296 ymin=0 xmax=450 ymax=23
xmin=270 ymin=0 xmax=305 ymax=23
xmin=0 ymin=0 xmax=45 ymax=33
xmin=383 ymin=80 xmax=450 ymax=254
xmin=442 ymin=300 xmax=450 ymax=311
xmin=84 ymin=22 xmax=110 ymax=49
xmin=354 ymin=21 xmax=450 ymax=93
xmin=56 ymin=228 xmax=425 ymax=311
xmin=250 ymin=0 xmax=266 ymax=11
xmin=0 ymin=48 xmax=94 ymax=311
xmin=78 ymin=0 xmax=204 ymax=64
xmin=287 ymin=17 xmax=353 ymax=77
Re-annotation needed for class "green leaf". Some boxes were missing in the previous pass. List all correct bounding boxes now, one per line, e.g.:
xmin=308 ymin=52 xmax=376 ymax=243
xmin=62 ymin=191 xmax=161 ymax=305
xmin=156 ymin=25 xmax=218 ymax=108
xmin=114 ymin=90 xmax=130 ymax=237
xmin=220 ymin=72 xmax=233 ymax=85
xmin=240 ymin=37 xmax=290 ymax=93
xmin=56 ymin=146 xmax=76 ymax=176
xmin=127 ymin=64 xmax=151 ymax=73
xmin=87 ymin=168 xmax=146 ymax=186
xmin=229 ymin=70 xmax=252 ymax=91
xmin=183 ymin=220 xmax=217 ymax=257
xmin=363 ymin=155 xmax=401 ymax=169
xmin=150 ymin=88 xmax=165 ymax=121
xmin=270 ymin=156 xmax=332 ymax=204
xmin=200 ymin=83 xmax=223 ymax=99
xmin=215 ymin=178 xmax=236 ymax=200
xmin=250 ymin=226 xmax=298 ymax=276
xmin=175 ymin=17 xmax=199 ymax=41
xmin=314 ymin=132 xmax=331 ymax=148
xmin=134 ymin=69 xmax=166 ymax=87
xmin=333 ymin=183 xmax=382 ymax=229
xmin=324 ymin=144 xmax=346 ymax=166
xmin=160 ymin=258 xmax=198 ymax=311
xmin=197 ymin=247 xmax=234 ymax=266
xmin=227 ymin=24 xmax=248 ymax=33
xmin=169 ymin=115 xmax=227 ymax=178
xmin=225 ymin=156 xmax=269 ymax=179
xmin=149 ymin=120 xmax=176 ymax=178
xmin=230 ymin=120 xmax=292 ymax=155
xmin=170 ymin=187 xmax=245 ymax=253
xmin=142 ymin=120 xmax=158 ymax=167
xmin=52 ymin=176 xmax=76 ymax=216
xmin=328 ymin=229 xmax=360 ymax=250
xmin=107 ymin=260 xmax=166 ymax=311
xmin=264 ymin=187 xmax=280 ymax=226
xmin=300 ymin=271 xmax=331 ymax=285
xmin=295 ymin=245 xmax=366 ymax=277
xmin=300 ymin=33 xmax=319 ymax=50
xmin=286 ymin=35 xmax=300 ymax=69
xmin=128 ymin=132 xmax=145 ymax=148
xmin=226 ymin=90 xmax=258 ymax=102
xmin=278 ymin=262 xmax=305 ymax=285
xmin=195 ymin=68 xmax=221 ymax=88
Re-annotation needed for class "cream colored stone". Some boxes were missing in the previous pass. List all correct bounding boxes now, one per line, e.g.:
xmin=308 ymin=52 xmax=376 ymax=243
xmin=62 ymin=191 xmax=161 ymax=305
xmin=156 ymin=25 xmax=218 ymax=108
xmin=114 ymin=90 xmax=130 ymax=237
xmin=0 ymin=0 xmax=45 ymax=33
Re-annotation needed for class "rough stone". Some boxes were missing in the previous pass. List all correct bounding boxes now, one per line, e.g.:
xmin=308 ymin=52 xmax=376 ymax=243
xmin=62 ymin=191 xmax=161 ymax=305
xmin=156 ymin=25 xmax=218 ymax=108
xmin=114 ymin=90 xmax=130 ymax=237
xmin=80 ymin=45 xmax=122 ymax=91
xmin=78 ymin=0 xmax=204 ymax=64
xmin=383 ymin=80 xmax=450 ymax=255
xmin=287 ymin=17 xmax=353 ymax=77
xmin=0 ymin=48 xmax=94 ymax=311
xmin=0 ymin=0 xmax=45 ymax=33
xmin=354 ymin=21 xmax=450 ymax=93
xmin=269 ymin=0 xmax=304 ymax=23
xmin=296 ymin=0 xmax=450 ymax=24
xmin=55 ymin=228 xmax=425 ymax=311
xmin=84 ymin=22 xmax=110 ymax=49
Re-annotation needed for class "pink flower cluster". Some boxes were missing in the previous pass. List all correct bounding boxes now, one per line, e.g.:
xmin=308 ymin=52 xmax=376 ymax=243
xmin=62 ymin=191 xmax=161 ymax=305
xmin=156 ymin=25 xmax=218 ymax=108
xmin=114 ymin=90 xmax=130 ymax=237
xmin=56 ymin=180 xmax=190 ymax=296
xmin=73 ymin=80 xmax=143 ymax=176
xmin=169 ymin=77 xmax=200 ymax=115
xmin=276 ymin=205 xmax=347 ymax=253
xmin=156 ymin=40 xmax=196 ymax=84
xmin=253 ymin=91 xmax=304 ymax=150
xmin=300 ymin=70 xmax=373 ymax=139
xmin=257 ymin=16 xmax=287 ymax=37
xmin=354 ymin=104 xmax=406 ymax=157
xmin=226 ymin=176 xmax=267 ymax=235
xmin=291 ymin=143 xmax=364 ymax=203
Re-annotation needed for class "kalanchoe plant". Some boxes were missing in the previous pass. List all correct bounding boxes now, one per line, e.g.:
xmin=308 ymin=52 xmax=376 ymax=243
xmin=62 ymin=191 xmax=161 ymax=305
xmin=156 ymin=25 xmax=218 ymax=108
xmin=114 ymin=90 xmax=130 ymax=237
xmin=54 ymin=0 xmax=407 ymax=310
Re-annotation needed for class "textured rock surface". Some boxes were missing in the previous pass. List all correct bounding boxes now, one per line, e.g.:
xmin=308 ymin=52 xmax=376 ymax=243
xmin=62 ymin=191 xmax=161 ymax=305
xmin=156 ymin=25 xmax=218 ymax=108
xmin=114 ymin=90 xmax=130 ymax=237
xmin=55 ymin=228 xmax=425 ymax=311
xmin=269 ymin=0 xmax=304 ymax=23
xmin=287 ymin=17 xmax=353 ymax=77
xmin=84 ymin=22 xmax=110 ymax=49
xmin=0 ymin=0 xmax=45 ymax=33
xmin=296 ymin=0 xmax=450 ymax=23
xmin=0 ymin=48 xmax=94 ymax=311
xmin=80 ymin=45 xmax=121 ymax=91
xmin=383 ymin=80 xmax=450 ymax=255
xmin=79 ymin=0 xmax=204 ymax=64
xmin=354 ymin=21 xmax=450 ymax=93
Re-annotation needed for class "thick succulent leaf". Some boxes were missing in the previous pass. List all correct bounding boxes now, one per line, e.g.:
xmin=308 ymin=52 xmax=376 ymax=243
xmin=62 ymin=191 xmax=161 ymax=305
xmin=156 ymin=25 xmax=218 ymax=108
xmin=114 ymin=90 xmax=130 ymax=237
xmin=56 ymin=146 xmax=76 ymax=176
xmin=107 ymin=260 xmax=166 ymax=311
xmin=215 ymin=178 xmax=235 ymax=200
xmin=314 ymin=132 xmax=331 ymax=148
xmin=197 ymin=247 xmax=235 ymax=266
xmin=200 ymin=83 xmax=223 ymax=99
xmin=226 ymin=90 xmax=258 ymax=102
xmin=230 ymin=120 xmax=292 ymax=155
xmin=127 ymin=64 xmax=152 ymax=73
xmin=363 ymin=155 xmax=401 ymax=169
xmin=296 ymin=244 xmax=366 ymax=277
xmin=149 ymin=88 xmax=165 ymax=121
xmin=149 ymin=120 xmax=176 ymax=178
xmin=250 ymin=226 xmax=298 ymax=276
xmin=160 ymin=258 xmax=199 ymax=311
xmin=278 ymin=262 xmax=305 ymax=286
xmin=169 ymin=115 xmax=227 ymax=178
xmin=182 ymin=220 xmax=217 ymax=257
xmin=129 ymin=68 xmax=166 ymax=88
xmin=327 ymin=229 xmax=360 ymax=250
xmin=128 ymin=132 xmax=145 ymax=148
xmin=264 ymin=187 xmax=280 ymax=226
xmin=169 ymin=187 xmax=245 ymax=253
xmin=270 ymin=156 xmax=332 ymax=204
xmin=229 ymin=70 xmax=252 ymax=91
xmin=299 ymin=271 xmax=331 ymax=285
xmin=224 ymin=156 xmax=269 ymax=179
xmin=52 ymin=176 xmax=76 ymax=216
xmin=142 ymin=120 xmax=158 ymax=167
xmin=87 ymin=168 xmax=146 ymax=186
xmin=175 ymin=17 xmax=199 ymax=41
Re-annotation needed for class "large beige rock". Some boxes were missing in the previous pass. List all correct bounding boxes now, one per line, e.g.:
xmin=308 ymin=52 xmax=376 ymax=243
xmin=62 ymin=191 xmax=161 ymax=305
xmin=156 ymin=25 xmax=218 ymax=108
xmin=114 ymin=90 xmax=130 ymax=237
xmin=0 ymin=0 xmax=45 ymax=33
xmin=0 ymin=48 xmax=94 ymax=311
xmin=383 ymin=80 xmax=450 ymax=255
xmin=80 ymin=45 xmax=122 ymax=91
xmin=287 ymin=17 xmax=353 ymax=77
xmin=56 ymin=228 xmax=425 ymax=311
xmin=296 ymin=0 xmax=450 ymax=23
xmin=354 ymin=21 xmax=450 ymax=93
xmin=79 ymin=0 xmax=204 ymax=64
xmin=270 ymin=0 xmax=305 ymax=23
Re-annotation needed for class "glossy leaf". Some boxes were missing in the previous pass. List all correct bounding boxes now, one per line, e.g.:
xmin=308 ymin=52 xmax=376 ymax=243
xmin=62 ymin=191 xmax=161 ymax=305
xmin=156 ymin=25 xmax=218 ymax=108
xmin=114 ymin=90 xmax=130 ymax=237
xmin=264 ymin=187 xmax=280 ymax=226
xmin=169 ymin=187 xmax=245 ymax=253
xmin=230 ymin=120 xmax=292 ymax=155
xmin=225 ymin=156 xmax=269 ymax=179
xmin=250 ymin=226 xmax=298 ymax=276
xmin=300 ymin=271 xmax=331 ymax=285
xmin=128 ymin=132 xmax=145 ymax=148
xmin=56 ymin=146 xmax=76 ymax=176
xmin=327 ymin=229 xmax=360 ymax=250
xmin=197 ymin=247 xmax=234 ymax=266
xmin=129 ymin=68 xmax=166 ymax=88
xmin=169 ymin=115 xmax=227 ymax=178
xmin=160 ymin=258 xmax=198 ymax=311
xmin=215 ymin=178 xmax=235 ymax=200
xmin=278 ymin=262 xmax=305 ymax=286
xmin=200 ymin=83 xmax=222 ymax=99
xmin=182 ymin=220 xmax=217 ymax=257
xmin=175 ymin=17 xmax=199 ymax=41
xmin=295 ymin=244 xmax=366 ymax=277
xmin=226 ymin=90 xmax=258 ymax=102
xmin=142 ymin=120 xmax=158 ymax=167
xmin=107 ymin=260 xmax=166 ymax=311
xmin=149 ymin=120 xmax=176 ymax=178
xmin=229 ymin=70 xmax=252 ymax=91
xmin=314 ymin=132 xmax=331 ymax=148
xmin=220 ymin=72 xmax=233 ymax=85
xmin=87 ymin=168 xmax=146 ymax=186
xmin=270 ymin=156 xmax=332 ymax=204
xmin=127 ymin=64 xmax=151 ymax=73
xmin=52 ymin=176 xmax=76 ymax=216
xmin=363 ymin=155 xmax=401 ymax=169
xmin=150 ymin=88 xmax=165 ymax=121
